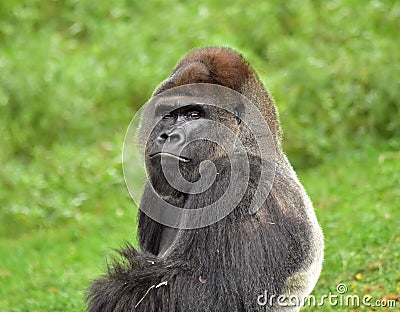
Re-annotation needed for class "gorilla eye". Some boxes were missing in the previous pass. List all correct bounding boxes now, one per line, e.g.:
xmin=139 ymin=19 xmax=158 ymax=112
xmin=186 ymin=111 xmax=201 ymax=119
xmin=162 ymin=113 xmax=174 ymax=120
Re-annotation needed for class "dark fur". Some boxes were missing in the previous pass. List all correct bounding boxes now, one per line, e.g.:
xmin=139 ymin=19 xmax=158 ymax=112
xmin=89 ymin=159 xmax=312 ymax=311
xmin=87 ymin=47 xmax=323 ymax=311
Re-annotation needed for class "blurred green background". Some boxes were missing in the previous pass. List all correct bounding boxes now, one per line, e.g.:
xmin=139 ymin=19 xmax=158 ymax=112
xmin=0 ymin=0 xmax=399 ymax=311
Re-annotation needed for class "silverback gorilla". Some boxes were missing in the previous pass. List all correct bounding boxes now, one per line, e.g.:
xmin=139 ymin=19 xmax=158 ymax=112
xmin=87 ymin=47 xmax=324 ymax=311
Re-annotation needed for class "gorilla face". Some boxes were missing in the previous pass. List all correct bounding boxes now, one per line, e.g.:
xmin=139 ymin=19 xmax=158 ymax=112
xmin=149 ymin=104 xmax=208 ymax=164
xmin=144 ymin=97 xmax=242 ymax=197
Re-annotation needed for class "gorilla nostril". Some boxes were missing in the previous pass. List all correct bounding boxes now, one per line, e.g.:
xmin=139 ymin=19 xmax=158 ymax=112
xmin=156 ymin=133 xmax=169 ymax=146
xmin=157 ymin=131 xmax=184 ymax=145
xmin=169 ymin=133 xmax=182 ymax=143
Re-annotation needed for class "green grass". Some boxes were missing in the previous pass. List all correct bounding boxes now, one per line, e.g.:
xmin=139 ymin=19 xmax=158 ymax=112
xmin=0 ymin=135 xmax=139 ymax=311
xmin=301 ymin=145 xmax=400 ymax=311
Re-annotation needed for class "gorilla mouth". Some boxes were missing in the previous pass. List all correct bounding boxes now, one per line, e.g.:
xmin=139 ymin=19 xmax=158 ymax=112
xmin=150 ymin=152 xmax=191 ymax=163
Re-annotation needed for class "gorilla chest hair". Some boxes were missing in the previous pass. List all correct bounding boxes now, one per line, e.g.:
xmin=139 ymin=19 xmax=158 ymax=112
xmin=131 ymin=158 xmax=312 ymax=311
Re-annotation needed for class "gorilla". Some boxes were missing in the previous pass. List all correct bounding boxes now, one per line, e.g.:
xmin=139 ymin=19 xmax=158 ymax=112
xmin=87 ymin=47 xmax=324 ymax=312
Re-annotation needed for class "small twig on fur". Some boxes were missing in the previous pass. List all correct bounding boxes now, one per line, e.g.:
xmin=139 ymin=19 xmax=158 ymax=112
xmin=155 ymin=281 xmax=168 ymax=288
xmin=135 ymin=281 xmax=168 ymax=308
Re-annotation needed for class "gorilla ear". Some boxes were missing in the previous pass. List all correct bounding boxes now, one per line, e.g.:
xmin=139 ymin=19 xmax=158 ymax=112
xmin=234 ymin=102 xmax=245 ymax=125
xmin=235 ymin=110 xmax=241 ymax=125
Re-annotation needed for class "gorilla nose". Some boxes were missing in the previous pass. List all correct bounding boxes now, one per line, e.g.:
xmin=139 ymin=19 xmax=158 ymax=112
xmin=156 ymin=128 xmax=186 ymax=147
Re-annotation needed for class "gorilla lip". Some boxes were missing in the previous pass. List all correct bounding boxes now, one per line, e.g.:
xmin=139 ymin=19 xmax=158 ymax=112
xmin=150 ymin=152 xmax=191 ymax=163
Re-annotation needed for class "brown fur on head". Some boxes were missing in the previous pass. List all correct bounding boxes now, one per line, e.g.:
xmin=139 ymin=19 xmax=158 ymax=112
xmin=154 ymin=47 xmax=282 ymax=143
